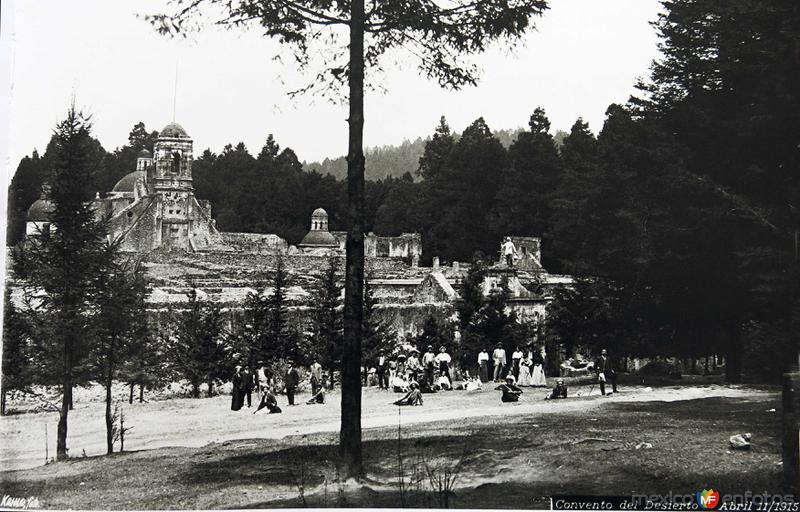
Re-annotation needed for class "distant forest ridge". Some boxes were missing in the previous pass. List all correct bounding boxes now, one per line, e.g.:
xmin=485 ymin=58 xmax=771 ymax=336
xmin=303 ymin=127 xmax=568 ymax=180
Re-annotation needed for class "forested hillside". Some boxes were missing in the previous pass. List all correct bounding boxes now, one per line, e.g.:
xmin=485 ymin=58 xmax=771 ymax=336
xmin=303 ymin=127 xmax=566 ymax=180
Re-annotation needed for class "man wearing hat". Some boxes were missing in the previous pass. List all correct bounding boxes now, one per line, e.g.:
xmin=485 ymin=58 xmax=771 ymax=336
xmin=375 ymin=351 xmax=389 ymax=390
xmin=422 ymin=345 xmax=437 ymax=387
xmin=284 ymin=360 xmax=300 ymax=406
xmin=406 ymin=348 xmax=421 ymax=382
xmin=492 ymin=343 xmax=507 ymax=382
xmin=546 ymin=379 xmax=568 ymax=400
xmin=231 ymin=365 xmax=245 ymax=411
xmin=595 ymin=348 xmax=617 ymax=395
xmin=496 ymin=375 xmax=523 ymax=402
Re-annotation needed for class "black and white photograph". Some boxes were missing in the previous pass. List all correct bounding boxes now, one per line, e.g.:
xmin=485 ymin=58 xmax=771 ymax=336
xmin=0 ymin=0 xmax=798 ymax=510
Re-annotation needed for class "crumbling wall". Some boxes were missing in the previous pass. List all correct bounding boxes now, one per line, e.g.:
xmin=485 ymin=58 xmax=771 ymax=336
xmin=221 ymin=233 xmax=288 ymax=254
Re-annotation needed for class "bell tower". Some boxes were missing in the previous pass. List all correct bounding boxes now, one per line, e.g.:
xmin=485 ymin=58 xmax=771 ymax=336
xmin=152 ymin=122 xmax=195 ymax=250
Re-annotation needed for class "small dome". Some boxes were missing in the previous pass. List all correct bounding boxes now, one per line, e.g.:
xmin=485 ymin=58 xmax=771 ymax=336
xmin=137 ymin=148 xmax=153 ymax=158
xmin=299 ymin=230 xmax=337 ymax=247
xmin=27 ymin=198 xmax=54 ymax=222
xmin=312 ymin=207 xmax=328 ymax=218
xmin=160 ymin=122 xmax=189 ymax=138
xmin=113 ymin=171 xmax=146 ymax=193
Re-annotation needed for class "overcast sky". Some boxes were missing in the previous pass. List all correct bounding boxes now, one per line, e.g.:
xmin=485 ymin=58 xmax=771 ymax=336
xmin=1 ymin=0 xmax=663 ymax=180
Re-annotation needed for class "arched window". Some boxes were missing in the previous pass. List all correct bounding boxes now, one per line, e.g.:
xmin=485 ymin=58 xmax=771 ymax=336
xmin=171 ymin=151 xmax=181 ymax=174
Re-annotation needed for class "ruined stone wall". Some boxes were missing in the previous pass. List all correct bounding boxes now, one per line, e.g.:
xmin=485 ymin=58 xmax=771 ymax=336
xmin=221 ymin=233 xmax=289 ymax=254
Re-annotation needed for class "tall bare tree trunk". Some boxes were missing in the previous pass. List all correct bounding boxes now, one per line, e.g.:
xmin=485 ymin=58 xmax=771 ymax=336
xmin=340 ymin=0 xmax=365 ymax=479
xmin=57 ymin=382 xmax=70 ymax=460
xmin=105 ymin=377 xmax=113 ymax=455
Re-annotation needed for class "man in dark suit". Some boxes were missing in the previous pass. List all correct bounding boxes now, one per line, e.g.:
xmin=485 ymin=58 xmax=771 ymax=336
xmin=376 ymin=352 xmax=389 ymax=390
xmin=595 ymin=349 xmax=618 ymax=395
xmin=284 ymin=360 xmax=300 ymax=405
xmin=242 ymin=365 xmax=254 ymax=408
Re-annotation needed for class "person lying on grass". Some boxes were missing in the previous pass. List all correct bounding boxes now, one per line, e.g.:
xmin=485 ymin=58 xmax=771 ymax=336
xmin=254 ymin=387 xmax=282 ymax=414
xmin=496 ymin=375 xmax=523 ymax=402
xmin=545 ymin=379 xmax=568 ymax=400
xmin=393 ymin=381 xmax=423 ymax=406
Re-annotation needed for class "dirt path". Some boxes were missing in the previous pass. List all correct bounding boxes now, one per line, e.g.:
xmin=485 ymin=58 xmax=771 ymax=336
xmin=0 ymin=384 xmax=769 ymax=472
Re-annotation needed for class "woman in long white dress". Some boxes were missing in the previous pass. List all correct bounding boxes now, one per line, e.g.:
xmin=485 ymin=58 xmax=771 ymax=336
xmin=517 ymin=358 xmax=533 ymax=386
xmin=530 ymin=347 xmax=547 ymax=387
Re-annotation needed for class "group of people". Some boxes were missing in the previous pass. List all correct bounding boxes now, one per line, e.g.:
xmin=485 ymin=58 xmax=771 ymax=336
xmin=228 ymin=347 xmax=619 ymax=412
xmin=230 ymin=358 xmax=328 ymax=415
xmin=479 ymin=343 xmax=547 ymax=386
xmin=374 ymin=345 xmax=454 ymax=393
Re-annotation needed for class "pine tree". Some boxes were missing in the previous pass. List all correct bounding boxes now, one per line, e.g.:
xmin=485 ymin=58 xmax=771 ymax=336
xmin=490 ymin=107 xmax=561 ymax=243
xmin=12 ymin=106 xmax=107 ymax=460
xmin=91 ymin=246 xmax=148 ymax=454
xmin=1 ymin=288 xmax=31 ymax=416
xmin=169 ymin=289 xmax=229 ymax=398
xmin=313 ymin=255 xmax=344 ymax=386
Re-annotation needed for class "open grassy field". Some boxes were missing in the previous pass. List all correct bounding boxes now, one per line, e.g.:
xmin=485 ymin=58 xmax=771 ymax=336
xmin=0 ymin=383 xmax=782 ymax=509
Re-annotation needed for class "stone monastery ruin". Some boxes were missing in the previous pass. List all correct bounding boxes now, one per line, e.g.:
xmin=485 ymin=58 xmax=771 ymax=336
xmin=22 ymin=122 xmax=573 ymax=336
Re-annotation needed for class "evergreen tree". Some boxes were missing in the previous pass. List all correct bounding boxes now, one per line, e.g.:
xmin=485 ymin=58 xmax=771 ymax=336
xmin=169 ymin=288 xmax=229 ymax=398
xmin=312 ymin=255 xmax=344 ymax=386
xmin=91 ymin=246 xmax=148 ymax=454
xmin=1 ymin=288 xmax=31 ymax=416
xmin=12 ymin=106 xmax=107 ymax=460
xmin=548 ymin=118 xmax=602 ymax=273
xmin=490 ymin=107 xmax=561 ymax=243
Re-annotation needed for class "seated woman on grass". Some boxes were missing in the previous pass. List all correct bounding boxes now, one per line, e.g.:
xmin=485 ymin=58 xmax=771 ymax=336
xmin=496 ymin=375 xmax=523 ymax=402
xmin=393 ymin=381 xmax=423 ymax=406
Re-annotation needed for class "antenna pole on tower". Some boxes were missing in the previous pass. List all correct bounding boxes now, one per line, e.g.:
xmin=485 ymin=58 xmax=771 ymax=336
xmin=172 ymin=60 xmax=178 ymax=122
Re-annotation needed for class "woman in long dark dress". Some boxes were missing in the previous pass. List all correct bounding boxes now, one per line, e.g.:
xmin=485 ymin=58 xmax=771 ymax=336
xmin=231 ymin=366 xmax=245 ymax=411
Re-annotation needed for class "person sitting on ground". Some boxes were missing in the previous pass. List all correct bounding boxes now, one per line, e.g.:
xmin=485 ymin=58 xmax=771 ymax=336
xmin=393 ymin=381 xmax=423 ymax=406
xmin=254 ymin=387 xmax=282 ymax=414
xmin=306 ymin=385 xmax=326 ymax=405
xmin=545 ymin=379 xmax=568 ymax=400
xmin=496 ymin=375 xmax=523 ymax=402
xmin=464 ymin=373 xmax=482 ymax=392
xmin=437 ymin=370 xmax=452 ymax=390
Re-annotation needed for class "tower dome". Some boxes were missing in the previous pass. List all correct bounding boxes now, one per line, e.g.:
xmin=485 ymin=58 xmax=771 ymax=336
xmin=113 ymin=171 xmax=146 ymax=193
xmin=299 ymin=207 xmax=336 ymax=247
xmin=27 ymin=198 xmax=54 ymax=222
xmin=160 ymin=122 xmax=189 ymax=138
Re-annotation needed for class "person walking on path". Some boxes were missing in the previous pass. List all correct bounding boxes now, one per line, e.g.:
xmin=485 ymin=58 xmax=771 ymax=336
xmin=231 ymin=365 xmax=245 ymax=411
xmin=492 ymin=343 xmax=507 ymax=382
xmin=478 ymin=348 xmax=490 ymax=382
xmin=284 ymin=361 xmax=300 ymax=406
xmin=595 ymin=349 xmax=618 ymax=395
